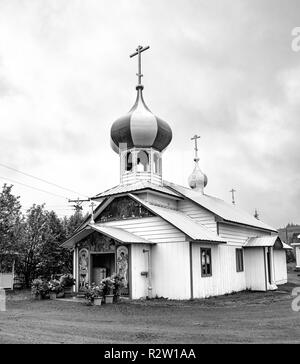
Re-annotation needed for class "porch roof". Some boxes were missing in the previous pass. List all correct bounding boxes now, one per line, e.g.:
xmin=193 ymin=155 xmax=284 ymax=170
xmin=244 ymin=236 xmax=292 ymax=250
xmin=61 ymin=223 xmax=152 ymax=248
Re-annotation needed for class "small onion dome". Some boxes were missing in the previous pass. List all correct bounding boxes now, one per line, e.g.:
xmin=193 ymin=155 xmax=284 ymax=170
xmin=110 ymin=87 xmax=172 ymax=153
xmin=188 ymin=162 xmax=208 ymax=193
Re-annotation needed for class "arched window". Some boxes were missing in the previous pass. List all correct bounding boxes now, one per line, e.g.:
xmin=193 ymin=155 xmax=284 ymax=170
xmin=153 ymin=152 xmax=161 ymax=174
xmin=136 ymin=151 xmax=149 ymax=172
xmin=125 ymin=152 xmax=133 ymax=172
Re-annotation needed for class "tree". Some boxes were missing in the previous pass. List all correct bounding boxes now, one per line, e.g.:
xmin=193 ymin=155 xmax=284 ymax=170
xmin=0 ymin=184 xmax=23 ymax=272
xmin=18 ymin=206 xmax=87 ymax=286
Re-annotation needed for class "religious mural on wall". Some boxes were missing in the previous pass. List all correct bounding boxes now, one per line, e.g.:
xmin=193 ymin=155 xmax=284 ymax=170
xmin=97 ymin=196 xmax=154 ymax=223
xmin=117 ymin=246 xmax=129 ymax=296
xmin=78 ymin=248 xmax=89 ymax=289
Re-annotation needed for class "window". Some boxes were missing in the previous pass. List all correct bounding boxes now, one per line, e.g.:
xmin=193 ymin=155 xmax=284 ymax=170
xmin=201 ymin=248 xmax=212 ymax=277
xmin=125 ymin=152 xmax=133 ymax=172
xmin=236 ymin=248 xmax=244 ymax=272
xmin=137 ymin=150 xmax=149 ymax=172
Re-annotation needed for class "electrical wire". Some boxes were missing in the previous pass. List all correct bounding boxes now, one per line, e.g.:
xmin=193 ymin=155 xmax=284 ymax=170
xmin=0 ymin=175 xmax=68 ymax=200
xmin=0 ymin=162 xmax=89 ymax=198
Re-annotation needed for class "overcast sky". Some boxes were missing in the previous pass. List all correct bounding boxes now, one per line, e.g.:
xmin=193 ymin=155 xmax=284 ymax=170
xmin=0 ymin=0 xmax=299 ymax=227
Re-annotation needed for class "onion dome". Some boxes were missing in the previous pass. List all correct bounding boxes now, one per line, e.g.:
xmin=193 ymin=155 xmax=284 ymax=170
xmin=110 ymin=86 xmax=172 ymax=153
xmin=188 ymin=134 xmax=207 ymax=193
xmin=188 ymin=162 xmax=208 ymax=193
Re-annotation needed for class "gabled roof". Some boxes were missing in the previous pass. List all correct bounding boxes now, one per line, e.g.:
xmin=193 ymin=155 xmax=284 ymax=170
xmin=244 ymin=236 xmax=292 ymax=250
xmin=61 ymin=223 xmax=151 ymax=249
xmin=92 ymin=181 xmax=182 ymax=199
xmin=164 ymin=181 xmax=277 ymax=233
xmin=129 ymin=194 xmax=226 ymax=243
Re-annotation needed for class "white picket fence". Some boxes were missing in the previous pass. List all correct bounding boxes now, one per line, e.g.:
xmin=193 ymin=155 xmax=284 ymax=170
xmin=0 ymin=273 xmax=14 ymax=289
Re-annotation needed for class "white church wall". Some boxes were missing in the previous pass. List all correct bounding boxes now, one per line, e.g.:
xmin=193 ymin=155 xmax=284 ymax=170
xmin=219 ymin=223 xmax=271 ymax=246
xmin=130 ymin=244 xmax=149 ymax=299
xmin=273 ymin=250 xmax=288 ymax=285
xmin=177 ymin=200 xmax=217 ymax=233
xmin=192 ymin=244 xmax=246 ymax=298
xmin=102 ymin=216 xmax=186 ymax=243
xmin=151 ymin=242 xmax=191 ymax=300
xmin=244 ymin=248 xmax=266 ymax=291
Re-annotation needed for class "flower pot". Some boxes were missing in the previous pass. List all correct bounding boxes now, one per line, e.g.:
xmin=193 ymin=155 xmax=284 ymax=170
xmin=105 ymin=294 xmax=114 ymax=304
xmin=64 ymin=286 xmax=73 ymax=298
xmin=94 ymin=297 xmax=102 ymax=306
xmin=49 ymin=292 xmax=56 ymax=300
xmin=56 ymin=291 xmax=64 ymax=298
xmin=34 ymin=293 xmax=42 ymax=300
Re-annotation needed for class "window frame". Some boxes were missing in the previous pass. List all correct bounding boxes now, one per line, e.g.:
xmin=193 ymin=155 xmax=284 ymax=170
xmin=236 ymin=248 xmax=244 ymax=272
xmin=200 ymin=248 xmax=212 ymax=277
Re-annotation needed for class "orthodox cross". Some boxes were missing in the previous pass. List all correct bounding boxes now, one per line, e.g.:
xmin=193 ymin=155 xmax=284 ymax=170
xmin=191 ymin=134 xmax=201 ymax=162
xmin=229 ymin=188 xmax=236 ymax=205
xmin=130 ymin=45 xmax=150 ymax=86
xmin=89 ymin=201 xmax=96 ymax=224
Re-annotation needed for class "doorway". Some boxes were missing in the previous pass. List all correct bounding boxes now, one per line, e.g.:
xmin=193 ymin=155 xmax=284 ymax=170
xmin=91 ymin=253 xmax=115 ymax=286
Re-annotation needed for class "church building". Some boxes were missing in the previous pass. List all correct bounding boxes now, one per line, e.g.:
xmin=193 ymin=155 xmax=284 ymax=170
xmin=62 ymin=46 xmax=291 ymax=300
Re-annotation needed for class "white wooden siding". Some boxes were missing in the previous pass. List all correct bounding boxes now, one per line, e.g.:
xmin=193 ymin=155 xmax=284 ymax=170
xmin=130 ymin=244 xmax=149 ymax=299
xmin=151 ymin=242 xmax=191 ymax=299
xmin=178 ymin=200 xmax=217 ymax=233
xmin=192 ymin=244 xmax=246 ymax=298
xmin=219 ymin=223 xmax=271 ymax=247
xmin=244 ymin=248 xmax=266 ymax=291
xmin=273 ymin=250 xmax=287 ymax=285
xmin=102 ymin=216 xmax=186 ymax=243
xmin=0 ymin=273 xmax=13 ymax=289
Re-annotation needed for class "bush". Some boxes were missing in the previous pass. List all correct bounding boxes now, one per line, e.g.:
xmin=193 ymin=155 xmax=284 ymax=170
xmin=31 ymin=278 xmax=49 ymax=299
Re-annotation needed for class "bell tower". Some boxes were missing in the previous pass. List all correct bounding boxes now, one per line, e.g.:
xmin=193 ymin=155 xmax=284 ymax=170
xmin=110 ymin=46 xmax=172 ymax=186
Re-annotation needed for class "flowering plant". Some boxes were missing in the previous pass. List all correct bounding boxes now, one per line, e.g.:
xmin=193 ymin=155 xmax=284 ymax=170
xmin=101 ymin=277 xmax=115 ymax=296
xmin=48 ymin=279 xmax=63 ymax=294
xmin=111 ymin=273 xmax=125 ymax=297
xmin=84 ymin=283 xmax=103 ymax=304
xmin=59 ymin=274 xmax=75 ymax=288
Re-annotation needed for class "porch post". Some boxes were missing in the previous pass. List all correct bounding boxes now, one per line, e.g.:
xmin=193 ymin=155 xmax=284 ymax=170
xmin=75 ymin=247 xmax=79 ymax=292
xmin=296 ymin=246 xmax=300 ymax=269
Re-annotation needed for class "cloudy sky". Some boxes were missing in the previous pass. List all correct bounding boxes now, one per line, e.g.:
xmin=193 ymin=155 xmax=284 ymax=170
xmin=0 ymin=0 xmax=299 ymax=227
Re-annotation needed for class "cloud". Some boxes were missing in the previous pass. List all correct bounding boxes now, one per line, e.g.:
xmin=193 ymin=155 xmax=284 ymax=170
xmin=0 ymin=0 xmax=299 ymax=226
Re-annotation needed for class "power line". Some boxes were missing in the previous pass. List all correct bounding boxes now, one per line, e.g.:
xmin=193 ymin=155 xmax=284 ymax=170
xmin=0 ymin=175 xmax=68 ymax=200
xmin=0 ymin=162 xmax=89 ymax=198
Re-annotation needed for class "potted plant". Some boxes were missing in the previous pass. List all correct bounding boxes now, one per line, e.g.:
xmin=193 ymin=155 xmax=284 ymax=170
xmin=31 ymin=278 xmax=49 ymax=300
xmin=83 ymin=283 xmax=103 ymax=306
xmin=101 ymin=277 xmax=115 ymax=304
xmin=112 ymin=273 xmax=125 ymax=302
xmin=59 ymin=273 xmax=75 ymax=297
xmin=48 ymin=279 xmax=63 ymax=300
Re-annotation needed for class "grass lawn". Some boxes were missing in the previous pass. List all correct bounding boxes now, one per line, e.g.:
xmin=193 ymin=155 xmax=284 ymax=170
xmin=0 ymin=274 xmax=300 ymax=344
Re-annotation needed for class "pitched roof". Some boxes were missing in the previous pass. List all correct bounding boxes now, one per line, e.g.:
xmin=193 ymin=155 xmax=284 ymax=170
xmin=129 ymin=194 xmax=226 ymax=243
xmin=164 ymin=181 xmax=277 ymax=232
xmin=93 ymin=181 xmax=181 ymax=199
xmin=61 ymin=223 xmax=151 ymax=248
xmin=244 ymin=236 xmax=292 ymax=250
